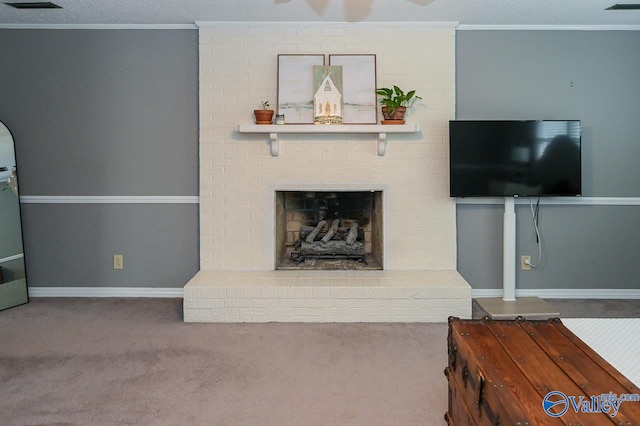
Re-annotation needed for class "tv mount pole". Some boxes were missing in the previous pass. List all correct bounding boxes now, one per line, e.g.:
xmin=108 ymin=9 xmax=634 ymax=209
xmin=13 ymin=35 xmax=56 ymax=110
xmin=475 ymin=196 xmax=559 ymax=319
xmin=503 ymin=197 xmax=516 ymax=301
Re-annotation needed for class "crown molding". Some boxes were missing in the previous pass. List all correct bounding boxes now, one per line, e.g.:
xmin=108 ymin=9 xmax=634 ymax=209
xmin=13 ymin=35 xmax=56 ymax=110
xmin=457 ymin=24 xmax=640 ymax=31
xmin=196 ymin=21 xmax=459 ymax=28
xmin=2 ymin=23 xmax=636 ymax=31
xmin=0 ymin=23 xmax=197 ymax=30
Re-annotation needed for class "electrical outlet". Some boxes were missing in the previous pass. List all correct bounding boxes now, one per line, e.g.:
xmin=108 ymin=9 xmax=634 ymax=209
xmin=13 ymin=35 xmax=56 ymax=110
xmin=113 ymin=254 xmax=123 ymax=270
xmin=521 ymin=255 xmax=531 ymax=271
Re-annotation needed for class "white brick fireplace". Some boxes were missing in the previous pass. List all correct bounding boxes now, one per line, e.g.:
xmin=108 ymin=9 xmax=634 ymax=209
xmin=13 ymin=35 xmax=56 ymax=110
xmin=184 ymin=22 xmax=471 ymax=322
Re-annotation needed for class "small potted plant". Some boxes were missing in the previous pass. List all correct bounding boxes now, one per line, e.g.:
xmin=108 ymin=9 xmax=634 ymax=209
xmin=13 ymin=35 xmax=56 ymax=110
xmin=254 ymin=101 xmax=275 ymax=124
xmin=376 ymin=86 xmax=421 ymax=124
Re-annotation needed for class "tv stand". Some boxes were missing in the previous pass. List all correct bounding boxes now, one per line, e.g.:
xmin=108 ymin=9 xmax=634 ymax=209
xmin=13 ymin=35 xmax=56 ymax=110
xmin=475 ymin=197 xmax=560 ymax=319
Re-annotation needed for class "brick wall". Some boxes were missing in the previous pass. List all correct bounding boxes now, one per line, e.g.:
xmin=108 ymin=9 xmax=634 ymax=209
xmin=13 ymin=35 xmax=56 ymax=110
xmin=198 ymin=23 xmax=457 ymax=271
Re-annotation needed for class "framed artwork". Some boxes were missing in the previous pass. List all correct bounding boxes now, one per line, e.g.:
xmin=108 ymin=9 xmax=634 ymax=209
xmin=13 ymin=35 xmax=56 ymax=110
xmin=277 ymin=54 xmax=326 ymax=124
xmin=328 ymin=54 xmax=377 ymax=124
xmin=313 ymin=65 xmax=343 ymax=125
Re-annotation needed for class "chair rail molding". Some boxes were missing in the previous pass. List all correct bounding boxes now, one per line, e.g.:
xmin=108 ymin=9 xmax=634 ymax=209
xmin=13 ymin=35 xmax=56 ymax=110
xmin=455 ymin=197 xmax=640 ymax=206
xmin=20 ymin=196 xmax=199 ymax=204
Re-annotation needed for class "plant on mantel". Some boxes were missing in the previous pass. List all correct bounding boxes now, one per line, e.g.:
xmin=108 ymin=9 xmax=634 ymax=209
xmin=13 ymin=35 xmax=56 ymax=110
xmin=376 ymin=85 xmax=422 ymax=125
xmin=254 ymin=100 xmax=274 ymax=125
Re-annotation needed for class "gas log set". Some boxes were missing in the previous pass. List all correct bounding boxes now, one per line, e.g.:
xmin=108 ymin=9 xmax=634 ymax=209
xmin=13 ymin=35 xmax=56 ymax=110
xmin=291 ymin=219 xmax=367 ymax=264
xmin=275 ymin=190 xmax=382 ymax=270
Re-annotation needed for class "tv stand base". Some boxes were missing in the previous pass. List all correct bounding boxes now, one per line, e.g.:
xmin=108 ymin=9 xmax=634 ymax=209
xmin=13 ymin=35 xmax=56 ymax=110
xmin=475 ymin=296 xmax=560 ymax=320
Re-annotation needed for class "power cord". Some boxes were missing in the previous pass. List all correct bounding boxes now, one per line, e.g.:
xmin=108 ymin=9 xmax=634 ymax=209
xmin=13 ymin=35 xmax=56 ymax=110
xmin=525 ymin=197 xmax=543 ymax=268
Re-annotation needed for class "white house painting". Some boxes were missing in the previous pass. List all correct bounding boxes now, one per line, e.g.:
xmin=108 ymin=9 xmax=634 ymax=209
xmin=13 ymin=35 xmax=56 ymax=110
xmin=313 ymin=65 xmax=343 ymax=125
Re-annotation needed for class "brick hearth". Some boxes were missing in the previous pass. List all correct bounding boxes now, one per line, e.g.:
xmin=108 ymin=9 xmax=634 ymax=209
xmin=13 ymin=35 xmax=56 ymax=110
xmin=184 ymin=270 xmax=470 ymax=322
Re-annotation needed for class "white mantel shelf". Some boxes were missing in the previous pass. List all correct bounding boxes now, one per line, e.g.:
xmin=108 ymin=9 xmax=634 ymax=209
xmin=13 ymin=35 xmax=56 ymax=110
xmin=236 ymin=124 xmax=421 ymax=157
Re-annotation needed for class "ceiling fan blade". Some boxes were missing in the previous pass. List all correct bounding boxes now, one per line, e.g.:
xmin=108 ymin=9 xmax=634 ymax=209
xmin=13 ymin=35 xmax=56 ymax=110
xmin=344 ymin=0 xmax=373 ymax=21
xmin=408 ymin=0 xmax=436 ymax=5
xmin=305 ymin=0 xmax=330 ymax=16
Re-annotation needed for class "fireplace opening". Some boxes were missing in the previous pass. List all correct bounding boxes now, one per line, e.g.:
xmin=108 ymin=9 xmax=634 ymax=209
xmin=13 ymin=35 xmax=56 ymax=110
xmin=275 ymin=191 xmax=383 ymax=270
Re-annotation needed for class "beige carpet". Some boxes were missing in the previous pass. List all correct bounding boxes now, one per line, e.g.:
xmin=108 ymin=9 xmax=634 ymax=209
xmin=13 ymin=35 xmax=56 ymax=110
xmin=0 ymin=298 xmax=449 ymax=425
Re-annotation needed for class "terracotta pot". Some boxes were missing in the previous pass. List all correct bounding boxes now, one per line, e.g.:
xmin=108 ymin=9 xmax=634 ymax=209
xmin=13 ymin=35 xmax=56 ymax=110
xmin=381 ymin=106 xmax=406 ymax=124
xmin=254 ymin=109 xmax=274 ymax=124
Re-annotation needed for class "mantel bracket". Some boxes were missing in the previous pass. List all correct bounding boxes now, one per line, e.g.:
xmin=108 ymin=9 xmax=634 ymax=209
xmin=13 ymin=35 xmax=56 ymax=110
xmin=377 ymin=133 xmax=388 ymax=156
xmin=269 ymin=133 xmax=280 ymax=157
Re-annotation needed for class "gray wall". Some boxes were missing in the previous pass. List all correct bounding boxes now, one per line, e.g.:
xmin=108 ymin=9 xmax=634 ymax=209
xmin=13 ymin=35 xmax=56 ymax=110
xmin=3 ymin=28 xmax=638 ymax=292
xmin=0 ymin=29 xmax=199 ymax=288
xmin=455 ymin=30 xmax=640 ymax=290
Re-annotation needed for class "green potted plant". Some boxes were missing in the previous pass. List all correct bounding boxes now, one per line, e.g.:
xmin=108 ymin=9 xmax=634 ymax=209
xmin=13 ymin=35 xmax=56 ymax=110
xmin=376 ymin=86 xmax=421 ymax=124
xmin=254 ymin=101 xmax=274 ymax=124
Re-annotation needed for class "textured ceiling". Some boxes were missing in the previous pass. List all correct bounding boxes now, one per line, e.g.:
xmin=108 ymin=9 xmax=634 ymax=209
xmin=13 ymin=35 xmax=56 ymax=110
xmin=0 ymin=0 xmax=639 ymax=26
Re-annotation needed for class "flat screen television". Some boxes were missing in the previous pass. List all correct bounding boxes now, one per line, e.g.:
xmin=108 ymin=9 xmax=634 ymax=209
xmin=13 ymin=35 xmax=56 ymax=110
xmin=449 ymin=120 xmax=581 ymax=197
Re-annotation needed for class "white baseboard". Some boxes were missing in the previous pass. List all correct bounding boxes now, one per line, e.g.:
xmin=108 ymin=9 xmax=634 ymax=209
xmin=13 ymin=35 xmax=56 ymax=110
xmin=28 ymin=287 xmax=184 ymax=298
xmin=28 ymin=287 xmax=639 ymax=300
xmin=472 ymin=288 xmax=640 ymax=299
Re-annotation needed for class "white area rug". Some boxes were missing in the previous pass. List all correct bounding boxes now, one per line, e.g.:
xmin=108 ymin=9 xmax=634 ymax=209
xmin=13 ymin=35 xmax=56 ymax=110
xmin=563 ymin=318 xmax=640 ymax=387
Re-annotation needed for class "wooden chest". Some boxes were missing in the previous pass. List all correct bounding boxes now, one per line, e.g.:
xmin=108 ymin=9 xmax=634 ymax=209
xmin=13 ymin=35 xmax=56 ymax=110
xmin=445 ymin=317 xmax=640 ymax=425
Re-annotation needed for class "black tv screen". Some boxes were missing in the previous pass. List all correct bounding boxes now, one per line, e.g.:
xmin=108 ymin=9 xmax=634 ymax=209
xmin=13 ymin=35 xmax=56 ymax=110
xmin=449 ymin=120 xmax=581 ymax=197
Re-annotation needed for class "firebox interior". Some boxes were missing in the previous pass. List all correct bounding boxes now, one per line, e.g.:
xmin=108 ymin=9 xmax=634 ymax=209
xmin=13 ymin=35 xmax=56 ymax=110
xmin=275 ymin=191 xmax=383 ymax=270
